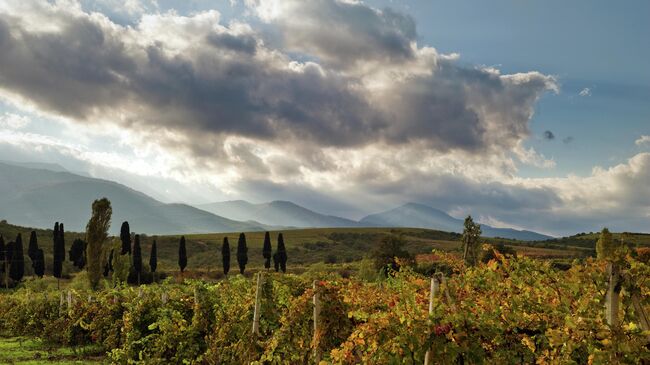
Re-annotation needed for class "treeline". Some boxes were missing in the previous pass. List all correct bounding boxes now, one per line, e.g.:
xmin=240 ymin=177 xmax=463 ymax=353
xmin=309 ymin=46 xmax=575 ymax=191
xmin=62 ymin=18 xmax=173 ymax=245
xmin=0 ymin=198 xmax=290 ymax=289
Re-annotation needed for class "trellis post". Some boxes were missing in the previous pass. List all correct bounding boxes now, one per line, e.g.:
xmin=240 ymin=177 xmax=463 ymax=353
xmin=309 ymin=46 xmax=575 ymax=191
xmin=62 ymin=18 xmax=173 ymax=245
xmin=252 ymin=272 xmax=263 ymax=336
xmin=424 ymin=275 xmax=441 ymax=365
xmin=605 ymin=263 xmax=620 ymax=327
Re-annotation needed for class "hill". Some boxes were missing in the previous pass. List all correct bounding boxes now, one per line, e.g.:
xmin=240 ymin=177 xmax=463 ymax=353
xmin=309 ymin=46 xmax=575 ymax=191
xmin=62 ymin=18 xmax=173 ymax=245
xmin=0 ymin=162 xmax=266 ymax=235
xmin=198 ymin=200 xmax=360 ymax=228
xmin=360 ymin=203 xmax=553 ymax=241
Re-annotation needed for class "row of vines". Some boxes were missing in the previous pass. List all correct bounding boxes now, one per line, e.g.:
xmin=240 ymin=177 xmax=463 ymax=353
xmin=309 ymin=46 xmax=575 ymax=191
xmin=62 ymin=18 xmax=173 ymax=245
xmin=1 ymin=251 xmax=649 ymax=364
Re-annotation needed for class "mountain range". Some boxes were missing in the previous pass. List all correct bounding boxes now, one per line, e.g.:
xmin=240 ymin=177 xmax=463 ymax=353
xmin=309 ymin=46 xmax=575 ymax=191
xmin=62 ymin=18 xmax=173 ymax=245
xmin=0 ymin=161 xmax=552 ymax=240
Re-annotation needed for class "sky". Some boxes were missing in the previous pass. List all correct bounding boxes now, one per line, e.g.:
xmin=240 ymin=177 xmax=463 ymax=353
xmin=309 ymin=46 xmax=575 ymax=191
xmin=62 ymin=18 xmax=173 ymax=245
xmin=0 ymin=0 xmax=648 ymax=236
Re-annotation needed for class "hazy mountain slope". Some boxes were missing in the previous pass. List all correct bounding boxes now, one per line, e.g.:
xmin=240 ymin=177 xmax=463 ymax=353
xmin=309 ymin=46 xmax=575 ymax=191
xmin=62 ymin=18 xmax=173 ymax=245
xmin=360 ymin=203 xmax=553 ymax=240
xmin=198 ymin=200 xmax=360 ymax=228
xmin=0 ymin=162 xmax=264 ymax=234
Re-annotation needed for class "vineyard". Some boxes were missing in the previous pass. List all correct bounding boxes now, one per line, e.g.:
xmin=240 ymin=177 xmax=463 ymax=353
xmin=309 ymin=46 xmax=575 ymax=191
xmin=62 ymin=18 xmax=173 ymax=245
xmin=1 ymin=250 xmax=649 ymax=364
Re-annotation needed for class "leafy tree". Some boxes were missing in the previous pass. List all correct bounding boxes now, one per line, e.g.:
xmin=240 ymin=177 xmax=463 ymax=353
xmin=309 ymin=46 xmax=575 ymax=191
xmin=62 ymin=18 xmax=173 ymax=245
xmin=178 ymin=236 xmax=187 ymax=273
xmin=52 ymin=222 xmax=63 ymax=281
xmin=149 ymin=240 xmax=157 ymax=274
xmin=237 ymin=233 xmax=248 ymax=275
xmin=27 ymin=231 xmax=38 ymax=262
xmin=110 ymin=241 xmax=130 ymax=287
xmin=461 ymin=216 xmax=482 ymax=267
xmin=263 ymin=232 xmax=272 ymax=269
xmin=133 ymin=234 xmax=143 ymax=285
xmin=273 ymin=252 xmax=279 ymax=272
xmin=86 ymin=198 xmax=113 ymax=290
xmin=9 ymin=234 xmax=24 ymax=283
xmin=33 ymin=249 xmax=45 ymax=278
xmin=482 ymin=243 xmax=517 ymax=263
xmin=69 ymin=238 xmax=87 ymax=269
xmin=372 ymin=234 xmax=410 ymax=276
xmin=221 ymin=237 xmax=230 ymax=276
xmin=120 ymin=221 xmax=131 ymax=255
xmin=276 ymin=233 xmax=287 ymax=273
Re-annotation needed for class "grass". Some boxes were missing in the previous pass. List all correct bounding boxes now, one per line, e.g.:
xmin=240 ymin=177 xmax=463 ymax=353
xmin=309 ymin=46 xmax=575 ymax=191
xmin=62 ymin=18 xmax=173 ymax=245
xmin=0 ymin=337 xmax=105 ymax=364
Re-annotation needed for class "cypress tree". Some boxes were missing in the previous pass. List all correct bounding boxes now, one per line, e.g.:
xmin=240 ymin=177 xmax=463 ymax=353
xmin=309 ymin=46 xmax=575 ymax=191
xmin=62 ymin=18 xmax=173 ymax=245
xmin=277 ymin=233 xmax=287 ymax=273
xmin=69 ymin=239 xmax=86 ymax=269
xmin=133 ymin=234 xmax=143 ymax=285
xmin=236 ymin=233 xmax=248 ymax=275
xmin=178 ymin=236 xmax=187 ymax=273
xmin=53 ymin=222 xmax=62 ymax=281
xmin=221 ymin=237 xmax=230 ymax=276
xmin=0 ymin=235 xmax=5 ymax=283
xmin=58 ymin=223 xmax=66 ymax=266
xmin=120 ymin=221 xmax=131 ymax=255
xmin=86 ymin=198 xmax=112 ymax=290
xmin=9 ymin=234 xmax=24 ymax=283
xmin=149 ymin=240 xmax=157 ymax=274
xmin=27 ymin=231 xmax=38 ymax=262
xmin=34 ymin=249 xmax=45 ymax=278
xmin=273 ymin=252 xmax=279 ymax=272
xmin=263 ymin=232 xmax=272 ymax=269
xmin=103 ymin=249 xmax=114 ymax=277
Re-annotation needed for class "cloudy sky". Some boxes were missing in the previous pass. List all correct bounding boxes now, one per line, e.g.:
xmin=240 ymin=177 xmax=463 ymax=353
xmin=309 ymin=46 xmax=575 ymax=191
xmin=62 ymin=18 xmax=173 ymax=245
xmin=0 ymin=0 xmax=648 ymax=236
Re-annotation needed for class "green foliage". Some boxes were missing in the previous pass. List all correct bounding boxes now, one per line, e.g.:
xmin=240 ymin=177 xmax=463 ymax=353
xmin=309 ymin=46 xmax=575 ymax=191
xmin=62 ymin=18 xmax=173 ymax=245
xmin=1 ymin=254 xmax=650 ymax=363
xmin=133 ymin=234 xmax=143 ymax=284
xmin=276 ymin=233 xmax=287 ymax=273
xmin=53 ymin=222 xmax=63 ymax=279
xmin=595 ymin=227 xmax=629 ymax=263
xmin=86 ymin=198 xmax=112 ymax=290
xmin=111 ymin=241 xmax=131 ymax=287
xmin=69 ymin=238 xmax=86 ymax=269
xmin=462 ymin=215 xmax=482 ymax=267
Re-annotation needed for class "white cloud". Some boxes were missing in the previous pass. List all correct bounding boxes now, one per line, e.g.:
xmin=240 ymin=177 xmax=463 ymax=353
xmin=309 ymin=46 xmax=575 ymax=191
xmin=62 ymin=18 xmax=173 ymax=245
xmin=0 ymin=113 xmax=30 ymax=129
xmin=579 ymin=87 xmax=591 ymax=97
xmin=635 ymin=135 xmax=650 ymax=146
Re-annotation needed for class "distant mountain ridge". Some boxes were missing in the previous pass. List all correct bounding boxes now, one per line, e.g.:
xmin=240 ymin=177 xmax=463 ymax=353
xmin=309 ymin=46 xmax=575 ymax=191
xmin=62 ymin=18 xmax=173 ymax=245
xmin=360 ymin=203 xmax=553 ymax=241
xmin=198 ymin=200 xmax=360 ymax=228
xmin=201 ymin=200 xmax=553 ymax=240
xmin=0 ymin=162 xmax=267 ymax=235
xmin=0 ymin=161 xmax=552 ymax=240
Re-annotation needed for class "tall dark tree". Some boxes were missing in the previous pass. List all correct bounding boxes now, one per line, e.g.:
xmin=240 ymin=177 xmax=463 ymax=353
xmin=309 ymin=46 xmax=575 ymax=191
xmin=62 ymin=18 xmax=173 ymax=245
xmin=221 ymin=237 xmax=231 ymax=276
xmin=372 ymin=234 xmax=410 ymax=276
xmin=34 ymin=249 xmax=45 ymax=278
xmin=69 ymin=239 xmax=87 ymax=269
xmin=236 ymin=233 xmax=248 ymax=275
xmin=103 ymin=249 xmax=114 ymax=277
xmin=276 ymin=233 xmax=287 ymax=273
xmin=273 ymin=252 xmax=279 ymax=272
xmin=58 ymin=223 xmax=66 ymax=266
xmin=263 ymin=232 xmax=272 ymax=269
xmin=133 ymin=234 xmax=143 ymax=285
xmin=53 ymin=222 xmax=63 ymax=281
xmin=1 ymin=236 xmax=7 ymax=288
xmin=178 ymin=236 xmax=187 ymax=273
xmin=27 ymin=231 xmax=38 ymax=262
xmin=5 ymin=241 xmax=14 ymax=288
xmin=461 ymin=216 xmax=482 ymax=267
xmin=149 ymin=240 xmax=157 ymax=274
xmin=9 ymin=234 xmax=24 ymax=283
xmin=120 ymin=221 xmax=131 ymax=255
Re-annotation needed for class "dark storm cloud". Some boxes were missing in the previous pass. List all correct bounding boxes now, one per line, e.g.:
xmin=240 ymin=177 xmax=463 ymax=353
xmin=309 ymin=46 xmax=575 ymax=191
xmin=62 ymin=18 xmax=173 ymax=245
xmin=543 ymin=130 xmax=555 ymax=140
xmin=0 ymin=1 xmax=555 ymax=162
xmin=249 ymin=0 xmax=417 ymax=68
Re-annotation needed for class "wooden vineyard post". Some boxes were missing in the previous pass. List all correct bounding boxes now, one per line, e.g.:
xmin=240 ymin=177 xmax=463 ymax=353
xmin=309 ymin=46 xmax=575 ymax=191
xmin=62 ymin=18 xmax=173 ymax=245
xmin=161 ymin=291 xmax=169 ymax=305
xmin=631 ymin=293 xmax=650 ymax=341
xmin=67 ymin=290 xmax=72 ymax=309
xmin=605 ymin=263 xmax=620 ymax=327
xmin=313 ymin=280 xmax=321 ymax=364
xmin=252 ymin=272 xmax=263 ymax=336
xmin=59 ymin=292 xmax=64 ymax=315
xmin=424 ymin=275 xmax=441 ymax=365
xmin=138 ymin=287 xmax=144 ymax=298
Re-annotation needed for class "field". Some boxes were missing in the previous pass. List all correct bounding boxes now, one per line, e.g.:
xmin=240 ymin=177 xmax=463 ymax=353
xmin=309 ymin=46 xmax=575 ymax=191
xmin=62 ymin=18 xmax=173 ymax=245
xmin=0 ymin=337 xmax=103 ymax=364
xmin=1 ymin=251 xmax=649 ymax=364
